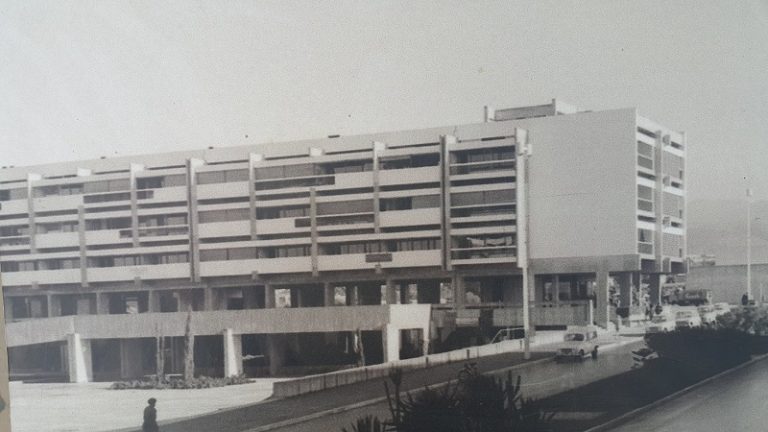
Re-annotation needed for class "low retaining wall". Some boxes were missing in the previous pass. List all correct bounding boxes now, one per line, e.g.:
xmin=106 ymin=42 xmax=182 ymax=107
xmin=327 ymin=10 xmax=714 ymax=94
xmin=273 ymin=331 xmax=565 ymax=398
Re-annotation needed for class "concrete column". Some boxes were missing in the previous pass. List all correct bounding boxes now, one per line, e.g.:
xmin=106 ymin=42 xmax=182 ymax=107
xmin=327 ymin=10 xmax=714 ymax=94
xmin=47 ymin=294 xmax=61 ymax=317
xmin=120 ymin=339 xmax=145 ymax=379
xmin=452 ymin=275 xmax=465 ymax=307
xmin=266 ymin=335 xmax=286 ymax=376
xmin=223 ymin=328 xmax=243 ymax=377
xmin=385 ymin=279 xmax=398 ymax=305
xmin=595 ymin=268 xmax=610 ymax=329
xmin=66 ymin=333 xmax=92 ymax=383
xmin=95 ymin=292 xmax=110 ymax=315
xmin=553 ymin=275 xmax=560 ymax=305
xmin=4 ymin=298 xmax=13 ymax=322
xmin=382 ymin=324 xmax=400 ymax=363
xmin=648 ymin=274 xmax=663 ymax=306
xmin=203 ymin=287 xmax=217 ymax=311
xmin=148 ymin=290 xmax=161 ymax=313
xmin=264 ymin=285 xmax=275 ymax=309
xmin=324 ymin=282 xmax=335 ymax=307
xmin=617 ymin=273 xmax=633 ymax=310
xmin=347 ymin=286 xmax=359 ymax=306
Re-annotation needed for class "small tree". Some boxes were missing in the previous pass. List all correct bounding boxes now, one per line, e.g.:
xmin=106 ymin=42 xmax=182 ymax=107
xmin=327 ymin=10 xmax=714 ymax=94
xmin=183 ymin=306 xmax=195 ymax=382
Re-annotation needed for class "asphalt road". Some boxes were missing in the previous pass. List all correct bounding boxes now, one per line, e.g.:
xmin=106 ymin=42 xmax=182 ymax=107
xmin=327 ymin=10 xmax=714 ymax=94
xmin=609 ymin=356 xmax=768 ymax=432
xmin=267 ymin=338 xmax=641 ymax=432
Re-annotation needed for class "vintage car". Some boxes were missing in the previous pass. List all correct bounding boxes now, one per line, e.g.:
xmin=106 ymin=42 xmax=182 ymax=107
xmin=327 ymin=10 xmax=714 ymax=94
xmin=555 ymin=326 xmax=600 ymax=361
xmin=697 ymin=305 xmax=718 ymax=325
xmin=713 ymin=302 xmax=732 ymax=316
xmin=675 ymin=310 xmax=702 ymax=329
xmin=646 ymin=315 xmax=676 ymax=333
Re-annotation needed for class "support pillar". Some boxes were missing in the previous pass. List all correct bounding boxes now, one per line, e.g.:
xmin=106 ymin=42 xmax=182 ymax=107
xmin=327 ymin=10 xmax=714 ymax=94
xmin=148 ymin=290 xmax=161 ymax=313
xmin=382 ymin=324 xmax=400 ymax=363
xmin=595 ymin=268 xmax=610 ymax=329
xmin=66 ymin=333 xmax=92 ymax=383
xmin=452 ymin=275 xmax=465 ymax=307
xmin=266 ymin=334 xmax=286 ymax=376
xmin=385 ymin=279 xmax=398 ymax=305
xmin=347 ymin=286 xmax=359 ymax=306
xmin=617 ymin=273 xmax=633 ymax=310
xmin=47 ymin=294 xmax=61 ymax=317
xmin=324 ymin=282 xmax=335 ymax=307
xmin=95 ymin=292 xmax=109 ymax=315
xmin=553 ymin=275 xmax=560 ymax=305
xmin=223 ymin=328 xmax=243 ymax=377
xmin=648 ymin=274 xmax=663 ymax=306
xmin=264 ymin=285 xmax=275 ymax=309
xmin=3 ymin=298 xmax=13 ymax=322
xmin=203 ymin=287 xmax=217 ymax=311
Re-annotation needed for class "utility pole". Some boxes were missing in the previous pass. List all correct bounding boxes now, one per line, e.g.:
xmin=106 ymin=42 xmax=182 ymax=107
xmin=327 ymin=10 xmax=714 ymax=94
xmin=747 ymin=188 xmax=753 ymax=303
xmin=516 ymin=129 xmax=532 ymax=360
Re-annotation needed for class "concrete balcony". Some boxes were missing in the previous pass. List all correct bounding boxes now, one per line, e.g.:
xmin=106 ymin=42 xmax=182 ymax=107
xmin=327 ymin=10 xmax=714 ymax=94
xmin=196 ymin=182 xmax=249 ymax=200
xmin=379 ymin=208 xmax=440 ymax=227
xmin=85 ymin=229 xmax=130 ymax=246
xmin=0 ymin=199 xmax=29 ymax=214
xmin=379 ymin=166 xmax=439 ymax=186
xmin=1 ymin=268 xmax=81 ymax=287
xmin=4 ymin=304 xmax=433 ymax=347
xmin=35 ymin=232 xmax=79 ymax=249
xmin=142 ymin=186 xmax=188 ymax=202
xmin=198 ymin=220 xmax=250 ymax=238
xmin=258 ymin=256 xmax=312 ymax=274
xmin=431 ymin=302 xmax=591 ymax=329
xmin=33 ymin=195 xmax=83 ymax=212
xmin=332 ymin=171 xmax=374 ymax=189
xmin=87 ymin=263 xmax=190 ymax=283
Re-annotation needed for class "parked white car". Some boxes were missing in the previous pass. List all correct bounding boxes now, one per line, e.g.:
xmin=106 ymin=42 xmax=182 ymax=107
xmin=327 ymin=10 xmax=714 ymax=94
xmin=713 ymin=302 xmax=732 ymax=316
xmin=697 ymin=305 xmax=718 ymax=325
xmin=675 ymin=310 xmax=702 ymax=329
xmin=646 ymin=316 xmax=676 ymax=333
xmin=555 ymin=326 xmax=600 ymax=361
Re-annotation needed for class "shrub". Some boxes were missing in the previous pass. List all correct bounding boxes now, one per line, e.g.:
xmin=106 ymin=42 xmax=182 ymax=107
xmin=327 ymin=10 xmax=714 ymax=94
xmin=645 ymin=328 xmax=754 ymax=375
xmin=109 ymin=374 xmax=251 ymax=390
xmin=343 ymin=366 xmax=555 ymax=432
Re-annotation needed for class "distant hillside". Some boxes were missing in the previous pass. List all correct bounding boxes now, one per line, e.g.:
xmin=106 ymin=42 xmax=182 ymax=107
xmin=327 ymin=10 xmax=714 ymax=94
xmin=687 ymin=199 xmax=768 ymax=265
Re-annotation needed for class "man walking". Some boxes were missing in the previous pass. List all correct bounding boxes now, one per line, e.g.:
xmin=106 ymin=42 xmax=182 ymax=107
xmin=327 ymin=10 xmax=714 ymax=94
xmin=143 ymin=398 xmax=159 ymax=432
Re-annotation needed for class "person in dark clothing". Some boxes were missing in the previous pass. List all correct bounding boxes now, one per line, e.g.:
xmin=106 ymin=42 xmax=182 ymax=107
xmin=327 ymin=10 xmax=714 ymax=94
xmin=143 ymin=398 xmax=159 ymax=432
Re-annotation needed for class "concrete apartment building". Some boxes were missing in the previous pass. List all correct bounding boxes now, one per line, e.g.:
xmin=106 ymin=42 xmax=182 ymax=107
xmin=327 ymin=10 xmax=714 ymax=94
xmin=0 ymin=100 xmax=686 ymax=382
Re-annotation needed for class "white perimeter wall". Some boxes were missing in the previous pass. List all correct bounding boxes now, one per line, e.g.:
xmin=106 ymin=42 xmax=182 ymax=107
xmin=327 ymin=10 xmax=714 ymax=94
xmin=511 ymin=108 xmax=638 ymax=260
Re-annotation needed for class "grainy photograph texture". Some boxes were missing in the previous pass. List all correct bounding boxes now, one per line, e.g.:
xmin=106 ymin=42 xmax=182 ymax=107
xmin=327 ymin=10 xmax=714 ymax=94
xmin=1 ymin=1 xmax=767 ymax=432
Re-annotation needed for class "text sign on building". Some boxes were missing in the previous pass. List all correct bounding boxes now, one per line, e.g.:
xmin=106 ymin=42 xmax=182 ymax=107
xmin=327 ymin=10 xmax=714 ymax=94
xmin=365 ymin=253 xmax=393 ymax=263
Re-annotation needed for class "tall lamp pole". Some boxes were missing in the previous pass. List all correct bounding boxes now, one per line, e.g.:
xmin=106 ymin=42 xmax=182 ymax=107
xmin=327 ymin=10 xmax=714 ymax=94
xmin=747 ymin=188 xmax=753 ymax=304
xmin=516 ymin=129 xmax=532 ymax=360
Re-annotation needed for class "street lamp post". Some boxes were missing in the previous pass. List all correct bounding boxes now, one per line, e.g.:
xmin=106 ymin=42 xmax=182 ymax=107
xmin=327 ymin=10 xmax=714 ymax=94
xmin=516 ymin=129 xmax=532 ymax=360
xmin=747 ymin=188 xmax=753 ymax=304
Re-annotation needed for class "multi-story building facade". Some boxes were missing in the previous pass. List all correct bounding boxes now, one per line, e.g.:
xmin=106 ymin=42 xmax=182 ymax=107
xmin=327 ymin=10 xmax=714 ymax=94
xmin=0 ymin=100 xmax=686 ymax=382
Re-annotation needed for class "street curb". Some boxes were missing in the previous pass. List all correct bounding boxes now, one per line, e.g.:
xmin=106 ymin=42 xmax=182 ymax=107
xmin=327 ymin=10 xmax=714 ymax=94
xmin=245 ymin=356 xmax=555 ymax=432
xmin=582 ymin=352 xmax=768 ymax=432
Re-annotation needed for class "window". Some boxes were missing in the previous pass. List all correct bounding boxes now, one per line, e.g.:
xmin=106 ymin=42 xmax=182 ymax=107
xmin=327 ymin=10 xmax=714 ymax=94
xmin=0 ymin=188 xmax=28 ymax=201
xmin=0 ymin=225 xmax=30 ymax=237
xmin=85 ymin=218 xmax=131 ymax=231
xmin=199 ymin=208 xmax=250 ymax=223
xmin=638 ymin=229 xmax=653 ymax=243
xmin=137 ymin=175 xmax=186 ymax=189
xmin=451 ymin=189 xmax=515 ymax=207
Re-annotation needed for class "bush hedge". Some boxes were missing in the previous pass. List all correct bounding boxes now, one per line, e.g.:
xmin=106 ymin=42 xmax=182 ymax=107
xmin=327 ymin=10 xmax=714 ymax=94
xmin=110 ymin=374 xmax=250 ymax=390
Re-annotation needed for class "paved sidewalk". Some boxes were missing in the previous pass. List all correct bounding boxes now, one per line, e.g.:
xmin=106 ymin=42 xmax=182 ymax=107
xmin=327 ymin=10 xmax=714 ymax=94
xmin=9 ymin=379 xmax=283 ymax=432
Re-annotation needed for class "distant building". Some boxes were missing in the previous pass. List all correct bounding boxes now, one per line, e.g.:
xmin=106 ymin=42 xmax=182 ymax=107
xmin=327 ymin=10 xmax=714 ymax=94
xmin=0 ymin=99 xmax=686 ymax=382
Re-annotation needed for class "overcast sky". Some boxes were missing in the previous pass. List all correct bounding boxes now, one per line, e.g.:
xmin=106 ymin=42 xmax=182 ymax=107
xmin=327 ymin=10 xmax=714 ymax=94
xmin=1 ymin=0 xmax=766 ymax=203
